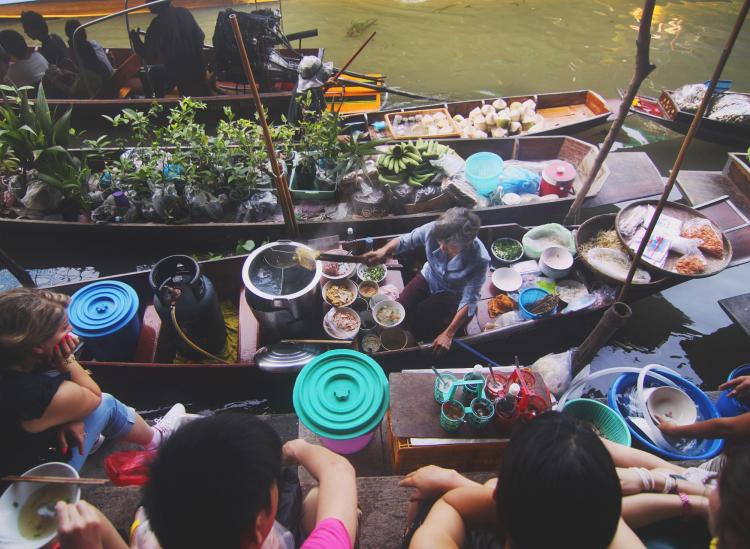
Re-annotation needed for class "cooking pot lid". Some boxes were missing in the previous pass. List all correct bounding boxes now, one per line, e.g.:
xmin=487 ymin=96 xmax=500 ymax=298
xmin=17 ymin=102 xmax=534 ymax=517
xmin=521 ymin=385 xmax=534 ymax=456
xmin=293 ymin=349 xmax=389 ymax=439
xmin=543 ymin=160 xmax=577 ymax=184
xmin=68 ymin=281 xmax=139 ymax=338
xmin=257 ymin=343 xmax=322 ymax=373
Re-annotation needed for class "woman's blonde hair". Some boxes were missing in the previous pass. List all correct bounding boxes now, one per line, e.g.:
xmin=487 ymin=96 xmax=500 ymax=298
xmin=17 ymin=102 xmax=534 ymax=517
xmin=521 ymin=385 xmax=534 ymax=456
xmin=0 ymin=288 xmax=70 ymax=367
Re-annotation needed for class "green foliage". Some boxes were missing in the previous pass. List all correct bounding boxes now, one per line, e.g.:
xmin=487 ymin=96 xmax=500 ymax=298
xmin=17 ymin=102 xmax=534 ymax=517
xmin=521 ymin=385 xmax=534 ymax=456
xmin=296 ymin=92 xmax=343 ymax=169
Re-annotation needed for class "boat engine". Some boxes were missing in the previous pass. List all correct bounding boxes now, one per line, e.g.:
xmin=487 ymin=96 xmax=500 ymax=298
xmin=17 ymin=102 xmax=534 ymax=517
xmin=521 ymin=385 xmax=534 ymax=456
xmin=149 ymin=255 xmax=226 ymax=360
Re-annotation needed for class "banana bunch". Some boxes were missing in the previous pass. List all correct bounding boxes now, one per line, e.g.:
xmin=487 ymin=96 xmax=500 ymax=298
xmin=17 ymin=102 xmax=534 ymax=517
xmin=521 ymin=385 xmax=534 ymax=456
xmin=376 ymin=140 xmax=450 ymax=187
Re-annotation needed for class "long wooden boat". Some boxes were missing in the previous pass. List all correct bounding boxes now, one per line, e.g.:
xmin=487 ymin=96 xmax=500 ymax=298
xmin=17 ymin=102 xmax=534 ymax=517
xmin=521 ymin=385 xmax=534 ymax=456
xmin=42 ymin=47 xmax=383 ymax=126
xmin=0 ymin=0 xmax=273 ymax=19
xmin=621 ymin=89 xmax=750 ymax=146
xmin=0 ymin=136 xmax=667 ymax=251
xmin=343 ymin=90 xmax=612 ymax=141
xmin=46 ymin=200 xmax=750 ymax=374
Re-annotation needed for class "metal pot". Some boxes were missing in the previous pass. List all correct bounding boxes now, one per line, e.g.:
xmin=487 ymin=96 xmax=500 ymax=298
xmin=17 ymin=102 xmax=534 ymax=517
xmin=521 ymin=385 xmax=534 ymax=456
xmin=242 ymin=240 xmax=322 ymax=342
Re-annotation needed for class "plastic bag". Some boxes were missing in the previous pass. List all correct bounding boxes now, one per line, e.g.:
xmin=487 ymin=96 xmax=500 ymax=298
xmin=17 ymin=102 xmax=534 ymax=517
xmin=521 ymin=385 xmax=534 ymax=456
xmin=586 ymin=247 xmax=651 ymax=284
xmin=521 ymin=223 xmax=576 ymax=259
xmin=501 ymin=166 xmax=541 ymax=195
xmin=153 ymin=183 xmax=190 ymax=223
xmin=20 ymin=180 xmax=62 ymax=213
xmin=675 ymin=252 xmax=707 ymax=276
xmin=91 ymin=195 xmax=117 ymax=223
xmin=672 ymin=84 xmax=707 ymax=112
xmin=187 ymin=188 xmax=224 ymax=221
xmin=236 ymin=190 xmax=278 ymax=222
xmin=531 ymin=350 xmax=573 ymax=397
xmin=618 ymin=204 xmax=648 ymax=238
xmin=414 ymin=184 xmax=440 ymax=203
xmin=708 ymin=93 xmax=750 ymax=127
xmin=385 ymin=183 xmax=415 ymax=214
xmin=104 ymin=450 xmax=156 ymax=486
xmin=431 ymin=151 xmax=464 ymax=178
xmin=681 ymin=217 xmax=724 ymax=257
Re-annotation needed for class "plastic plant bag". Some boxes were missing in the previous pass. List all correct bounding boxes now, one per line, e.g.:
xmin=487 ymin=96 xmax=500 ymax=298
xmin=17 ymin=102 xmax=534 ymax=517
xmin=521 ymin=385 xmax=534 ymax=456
xmin=501 ymin=165 xmax=541 ymax=195
xmin=153 ymin=183 xmax=190 ymax=223
xmin=414 ymin=184 xmax=440 ymax=203
xmin=187 ymin=188 xmax=224 ymax=221
xmin=672 ymin=83 xmax=707 ymax=112
xmin=20 ymin=179 xmax=62 ymax=213
xmin=236 ymin=190 xmax=278 ymax=222
xmin=521 ymin=223 xmax=576 ymax=259
xmin=707 ymin=93 xmax=750 ymax=127
xmin=91 ymin=195 xmax=117 ymax=223
xmin=531 ymin=350 xmax=573 ymax=397
xmin=104 ymin=450 xmax=156 ymax=486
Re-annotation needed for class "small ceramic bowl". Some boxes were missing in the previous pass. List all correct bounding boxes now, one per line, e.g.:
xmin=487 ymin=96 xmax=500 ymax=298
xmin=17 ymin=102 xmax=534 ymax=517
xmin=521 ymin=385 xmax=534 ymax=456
xmin=491 ymin=267 xmax=523 ymax=293
xmin=358 ymin=280 xmax=380 ymax=300
xmin=372 ymin=299 xmax=406 ymax=329
xmin=490 ymin=237 xmax=524 ymax=264
xmin=323 ymin=307 xmax=361 ymax=340
xmin=322 ymin=279 xmax=357 ymax=308
xmin=357 ymin=264 xmax=388 ymax=284
xmin=539 ymin=246 xmax=574 ymax=279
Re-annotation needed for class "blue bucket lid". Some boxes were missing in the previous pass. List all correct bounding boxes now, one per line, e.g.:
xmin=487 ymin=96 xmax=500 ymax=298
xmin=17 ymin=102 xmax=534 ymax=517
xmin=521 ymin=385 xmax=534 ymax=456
xmin=68 ymin=281 xmax=139 ymax=338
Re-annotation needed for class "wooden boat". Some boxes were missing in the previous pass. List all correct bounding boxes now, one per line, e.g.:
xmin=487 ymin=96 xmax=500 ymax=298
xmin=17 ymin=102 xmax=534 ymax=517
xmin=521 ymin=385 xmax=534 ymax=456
xmin=621 ymin=89 xmax=750 ymax=146
xmin=343 ymin=90 xmax=613 ymax=141
xmin=46 ymin=199 xmax=750 ymax=374
xmin=0 ymin=0 xmax=273 ymax=19
xmin=43 ymin=47 xmax=383 ymax=126
xmin=0 ymin=136 xmax=668 ymax=251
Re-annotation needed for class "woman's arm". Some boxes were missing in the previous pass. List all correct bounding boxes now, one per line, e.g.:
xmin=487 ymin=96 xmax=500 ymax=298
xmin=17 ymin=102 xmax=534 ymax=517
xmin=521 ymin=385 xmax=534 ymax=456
xmin=621 ymin=493 xmax=709 ymax=529
xmin=658 ymin=413 xmax=750 ymax=442
xmin=21 ymin=380 xmax=101 ymax=433
xmin=609 ymin=518 xmax=646 ymax=549
xmin=54 ymin=335 xmax=101 ymax=397
xmin=432 ymin=306 xmax=469 ymax=357
xmin=362 ymin=237 xmax=400 ymax=265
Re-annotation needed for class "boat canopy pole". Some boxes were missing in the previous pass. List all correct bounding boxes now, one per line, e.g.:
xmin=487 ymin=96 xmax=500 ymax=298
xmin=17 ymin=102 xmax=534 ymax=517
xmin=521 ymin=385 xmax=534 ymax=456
xmin=71 ymin=0 xmax=171 ymax=98
xmin=618 ymin=0 xmax=749 ymax=302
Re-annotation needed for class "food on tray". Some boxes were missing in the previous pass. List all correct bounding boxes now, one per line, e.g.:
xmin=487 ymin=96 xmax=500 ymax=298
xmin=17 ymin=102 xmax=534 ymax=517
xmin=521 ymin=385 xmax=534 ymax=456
xmin=488 ymin=294 xmax=517 ymax=317
xmin=492 ymin=239 xmax=523 ymax=261
xmin=681 ymin=220 xmax=724 ymax=258
xmin=390 ymin=109 xmax=457 ymax=138
xmin=527 ymin=294 xmax=560 ymax=315
xmin=455 ymin=98 xmax=544 ymax=139
xmin=675 ymin=254 xmax=707 ymax=275
xmin=360 ymin=264 xmax=386 ymax=282
xmin=375 ymin=303 xmax=403 ymax=326
xmin=325 ymin=283 xmax=354 ymax=307
xmin=359 ymin=281 xmax=379 ymax=298
xmin=578 ymin=229 xmax=627 ymax=257
xmin=556 ymin=280 xmax=589 ymax=303
xmin=321 ymin=250 xmax=353 ymax=278
xmin=323 ymin=261 xmax=342 ymax=276
xmin=333 ymin=309 xmax=359 ymax=332
xmin=378 ymin=284 xmax=401 ymax=301
xmin=586 ymin=247 xmax=652 ymax=284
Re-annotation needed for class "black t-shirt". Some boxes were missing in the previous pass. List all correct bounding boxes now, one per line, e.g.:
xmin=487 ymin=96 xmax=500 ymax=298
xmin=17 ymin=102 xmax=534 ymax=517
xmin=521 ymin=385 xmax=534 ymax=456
xmin=0 ymin=368 xmax=70 ymax=487
xmin=39 ymin=33 xmax=70 ymax=66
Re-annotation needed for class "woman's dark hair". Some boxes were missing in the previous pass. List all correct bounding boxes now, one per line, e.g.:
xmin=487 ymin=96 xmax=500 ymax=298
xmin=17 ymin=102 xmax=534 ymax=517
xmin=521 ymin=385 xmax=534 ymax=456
xmin=64 ymin=19 xmax=84 ymax=42
xmin=20 ymin=11 xmax=48 ymax=37
xmin=432 ymin=207 xmax=481 ymax=247
xmin=0 ymin=30 xmax=29 ymax=59
xmin=495 ymin=411 xmax=622 ymax=549
xmin=716 ymin=444 xmax=750 ymax=549
xmin=143 ymin=412 xmax=283 ymax=549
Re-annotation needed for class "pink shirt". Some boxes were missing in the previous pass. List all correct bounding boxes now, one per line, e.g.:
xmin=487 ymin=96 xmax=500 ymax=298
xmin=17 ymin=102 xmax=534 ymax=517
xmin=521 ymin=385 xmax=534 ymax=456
xmin=301 ymin=518 xmax=352 ymax=549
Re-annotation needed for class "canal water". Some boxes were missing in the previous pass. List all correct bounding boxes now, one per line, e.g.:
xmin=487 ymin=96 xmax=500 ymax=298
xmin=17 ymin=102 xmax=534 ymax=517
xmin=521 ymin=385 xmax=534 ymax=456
xmin=0 ymin=0 xmax=748 ymax=411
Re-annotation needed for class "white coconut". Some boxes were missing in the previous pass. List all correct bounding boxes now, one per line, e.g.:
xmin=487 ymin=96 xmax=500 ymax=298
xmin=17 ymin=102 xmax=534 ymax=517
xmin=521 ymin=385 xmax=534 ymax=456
xmin=521 ymin=116 xmax=536 ymax=132
xmin=492 ymin=98 xmax=507 ymax=111
xmin=469 ymin=129 xmax=488 ymax=139
xmin=509 ymin=101 xmax=523 ymax=111
xmin=473 ymin=114 xmax=487 ymax=131
xmin=481 ymin=104 xmax=495 ymax=116
xmin=510 ymin=108 xmax=522 ymax=122
xmin=491 ymin=127 xmax=509 ymax=138
xmin=496 ymin=112 xmax=511 ymax=129
xmin=436 ymin=118 xmax=448 ymax=129
xmin=510 ymin=121 xmax=522 ymax=134
xmin=522 ymin=99 xmax=536 ymax=112
xmin=485 ymin=112 xmax=498 ymax=127
xmin=469 ymin=107 xmax=483 ymax=121
xmin=393 ymin=114 xmax=403 ymax=125
xmin=422 ymin=114 xmax=434 ymax=125
xmin=453 ymin=114 xmax=465 ymax=123
xmin=415 ymin=114 xmax=423 ymax=122
xmin=433 ymin=111 xmax=446 ymax=121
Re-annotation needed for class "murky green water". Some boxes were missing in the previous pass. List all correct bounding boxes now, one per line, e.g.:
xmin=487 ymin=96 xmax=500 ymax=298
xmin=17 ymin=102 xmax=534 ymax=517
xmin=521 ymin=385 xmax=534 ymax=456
xmin=1 ymin=0 xmax=748 ymax=410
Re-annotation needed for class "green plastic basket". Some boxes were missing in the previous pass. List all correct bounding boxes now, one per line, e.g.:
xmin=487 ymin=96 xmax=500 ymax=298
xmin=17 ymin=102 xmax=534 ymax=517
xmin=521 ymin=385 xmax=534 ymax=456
xmin=563 ymin=398 xmax=631 ymax=446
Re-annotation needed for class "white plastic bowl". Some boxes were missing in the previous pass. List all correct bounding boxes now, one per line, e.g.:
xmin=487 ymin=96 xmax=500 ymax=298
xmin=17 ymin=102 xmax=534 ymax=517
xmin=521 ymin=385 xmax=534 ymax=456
xmin=645 ymin=386 xmax=698 ymax=426
xmin=372 ymin=299 xmax=406 ymax=329
xmin=539 ymin=245 xmax=574 ymax=279
xmin=322 ymin=279 xmax=357 ymax=308
xmin=357 ymin=264 xmax=388 ymax=284
xmin=323 ymin=307 xmax=361 ymax=340
xmin=492 ymin=268 xmax=523 ymax=293
xmin=0 ymin=462 xmax=81 ymax=548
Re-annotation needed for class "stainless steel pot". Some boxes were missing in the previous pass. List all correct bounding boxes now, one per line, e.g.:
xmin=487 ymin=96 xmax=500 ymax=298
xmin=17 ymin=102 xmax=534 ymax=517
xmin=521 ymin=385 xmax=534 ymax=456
xmin=242 ymin=240 xmax=323 ymax=343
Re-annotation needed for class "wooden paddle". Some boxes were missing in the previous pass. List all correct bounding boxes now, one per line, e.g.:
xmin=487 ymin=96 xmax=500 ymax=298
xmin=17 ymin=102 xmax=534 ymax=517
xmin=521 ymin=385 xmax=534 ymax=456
xmin=2 ymin=475 xmax=109 ymax=486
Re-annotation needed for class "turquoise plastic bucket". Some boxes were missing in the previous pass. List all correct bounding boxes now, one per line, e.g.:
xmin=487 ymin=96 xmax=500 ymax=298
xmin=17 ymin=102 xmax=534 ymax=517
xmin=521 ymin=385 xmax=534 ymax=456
xmin=68 ymin=281 xmax=140 ymax=362
xmin=465 ymin=152 xmax=503 ymax=196
xmin=716 ymin=364 xmax=750 ymax=417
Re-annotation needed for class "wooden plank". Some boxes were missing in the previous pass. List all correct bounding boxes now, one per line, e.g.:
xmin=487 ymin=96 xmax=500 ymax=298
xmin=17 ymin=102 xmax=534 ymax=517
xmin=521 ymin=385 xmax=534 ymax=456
xmin=677 ymin=171 xmax=729 ymax=207
xmin=719 ymin=293 xmax=750 ymax=338
xmin=583 ymin=152 xmax=664 ymax=207
xmin=698 ymin=200 xmax=748 ymax=231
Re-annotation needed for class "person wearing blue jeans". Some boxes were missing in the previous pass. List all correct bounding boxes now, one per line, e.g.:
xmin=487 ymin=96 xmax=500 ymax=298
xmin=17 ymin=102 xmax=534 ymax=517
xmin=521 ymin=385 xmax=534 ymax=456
xmin=0 ymin=288 xmax=185 ymax=483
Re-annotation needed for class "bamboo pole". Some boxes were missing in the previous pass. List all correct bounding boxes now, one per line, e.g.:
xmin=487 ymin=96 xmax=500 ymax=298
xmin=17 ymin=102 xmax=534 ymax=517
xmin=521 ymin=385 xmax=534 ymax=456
xmin=0 ymin=247 xmax=35 ymax=288
xmin=229 ymin=14 xmax=299 ymax=238
xmin=564 ymin=0 xmax=656 ymax=224
xmin=573 ymin=302 xmax=632 ymax=372
xmin=329 ymin=32 xmax=377 ymax=85
xmin=619 ymin=0 xmax=750 ymax=302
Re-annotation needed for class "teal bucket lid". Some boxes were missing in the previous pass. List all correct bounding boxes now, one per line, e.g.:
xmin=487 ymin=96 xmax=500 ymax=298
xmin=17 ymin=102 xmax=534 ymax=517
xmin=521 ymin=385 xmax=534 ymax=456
xmin=293 ymin=349 xmax=389 ymax=440
xmin=68 ymin=281 xmax=139 ymax=338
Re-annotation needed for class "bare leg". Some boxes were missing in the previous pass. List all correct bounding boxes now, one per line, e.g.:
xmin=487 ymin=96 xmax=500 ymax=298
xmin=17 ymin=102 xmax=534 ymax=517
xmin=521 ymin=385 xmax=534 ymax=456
xmin=301 ymin=487 xmax=320 ymax=538
xmin=121 ymin=415 xmax=154 ymax=447
xmin=602 ymin=438 xmax=685 ymax=474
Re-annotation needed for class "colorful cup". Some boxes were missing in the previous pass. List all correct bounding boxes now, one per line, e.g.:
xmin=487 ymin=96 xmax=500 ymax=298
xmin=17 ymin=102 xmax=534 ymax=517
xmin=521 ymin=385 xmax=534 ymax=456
xmin=462 ymin=371 xmax=485 ymax=401
xmin=440 ymin=400 xmax=466 ymax=432
xmin=485 ymin=373 xmax=508 ymax=401
xmin=434 ymin=374 xmax=458 ymax=404
xmin=468 ymin=397 xmax=495 ymax=429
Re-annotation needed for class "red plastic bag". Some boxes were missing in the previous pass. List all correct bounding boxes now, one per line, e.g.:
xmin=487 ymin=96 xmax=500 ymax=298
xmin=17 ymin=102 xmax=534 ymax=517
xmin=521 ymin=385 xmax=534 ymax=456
xmin=104 ymin=450 xmax=156 ymax=486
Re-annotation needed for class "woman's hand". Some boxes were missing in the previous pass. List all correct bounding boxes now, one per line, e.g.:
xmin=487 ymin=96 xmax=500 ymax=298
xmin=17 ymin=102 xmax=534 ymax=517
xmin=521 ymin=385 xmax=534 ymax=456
xmin=719 ymin=375 xmax=750 ymax=399
xmin=52 ymin=333 xmax=80 ymax=372
xmin=398 ymin=466 xmax=469 ymax=502
xmin=57 ymin=420 xmax=86 ymax=457
xmin=281 ymin=439 xmax=307 ymax=465
xmin=655 ymin=415 xmax=683 ymax=437
xmin=362 ymin=249 xmax=387 ymax=266
xmin=56 ymin=501 xmax=103 ymax=549
xmin=431 ymin=330 xmax=454 ymax=358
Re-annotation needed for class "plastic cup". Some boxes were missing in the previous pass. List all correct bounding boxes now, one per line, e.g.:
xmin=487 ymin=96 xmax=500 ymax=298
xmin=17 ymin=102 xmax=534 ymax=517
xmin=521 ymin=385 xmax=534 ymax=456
xmin=468 ymin=397 xmax=495 ymax=429
xmin=462 ymin=371 xmax=485 ymax=401
xmin=485 ymin=373 xmax=508 ymax=401
xmin=434 ymin=373 xmax=458 ymax=404
xmin=440 ymin=400 xmax=465 ymax=432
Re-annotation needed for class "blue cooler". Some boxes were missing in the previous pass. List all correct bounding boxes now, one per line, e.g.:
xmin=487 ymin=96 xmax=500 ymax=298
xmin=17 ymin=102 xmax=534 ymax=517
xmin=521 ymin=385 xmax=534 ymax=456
xmin=68 ymin=281 xmax=141 ymax=362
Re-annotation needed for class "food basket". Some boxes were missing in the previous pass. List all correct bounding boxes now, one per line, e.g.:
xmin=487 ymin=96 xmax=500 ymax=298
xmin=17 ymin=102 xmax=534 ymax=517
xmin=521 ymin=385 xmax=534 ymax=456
xmin=384 ymin=108 xmax=460 ymax=140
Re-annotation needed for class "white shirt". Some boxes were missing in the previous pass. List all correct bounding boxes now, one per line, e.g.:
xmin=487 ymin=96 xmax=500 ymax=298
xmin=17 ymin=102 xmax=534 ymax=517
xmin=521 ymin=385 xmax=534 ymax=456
xmin=6 ymin=52 xmax=48 ymax=87
xmin=90 ymin=40 xmax=114 ymax=75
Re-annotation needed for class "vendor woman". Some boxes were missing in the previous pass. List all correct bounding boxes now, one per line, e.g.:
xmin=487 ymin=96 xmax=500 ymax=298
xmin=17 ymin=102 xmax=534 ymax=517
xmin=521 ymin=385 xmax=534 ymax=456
xmin=364 ymin=207 xmax=489 ymax=356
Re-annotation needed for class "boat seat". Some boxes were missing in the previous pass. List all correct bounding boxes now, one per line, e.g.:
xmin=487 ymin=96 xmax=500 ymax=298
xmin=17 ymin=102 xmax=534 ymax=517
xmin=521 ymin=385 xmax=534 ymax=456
xmin=133 ymin=305 xmax=161 ymax=363
xmin=95 ymin=52 xmax=142 ymax=99
xmin=237 ymin=289 xmax=260 ymax=364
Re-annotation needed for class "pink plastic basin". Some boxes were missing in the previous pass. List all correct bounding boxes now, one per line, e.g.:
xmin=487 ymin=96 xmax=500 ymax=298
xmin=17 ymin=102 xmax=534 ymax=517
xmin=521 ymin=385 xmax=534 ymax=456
xmin=319 ymin=430 xmax=376 ymax=455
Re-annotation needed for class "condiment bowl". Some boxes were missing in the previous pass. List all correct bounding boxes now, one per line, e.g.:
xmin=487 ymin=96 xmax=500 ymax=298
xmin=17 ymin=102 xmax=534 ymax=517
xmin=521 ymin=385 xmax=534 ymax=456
xmin=323 ymin=279 xmax=357 ymax=308
xmin=492 ymin=268 xmax=523 ymax=293
xmin=358 ymin=280 xmax=380 ymax=300
xmin=357 ymin=263 xmax=388 ymax=284
xmin=490 ymin=237 xmax=524 ymax=264
xmin=323 ymin=307 xmax=361 ymax=340
xmin=372 ymin=299 xmax=406 ymax=329
xmin=539 ymin=246 xmax=574 ymax=279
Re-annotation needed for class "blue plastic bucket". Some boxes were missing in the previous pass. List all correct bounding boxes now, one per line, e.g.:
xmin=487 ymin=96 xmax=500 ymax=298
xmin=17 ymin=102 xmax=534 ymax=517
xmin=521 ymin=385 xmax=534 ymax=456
xmin=518 ymin=287 xmax=552 ymax=320
xmin=465 ymin=152 xmax=503 ymax=197
xmin=68 ymin=281 xmax=141 ymax=362
xmin=608 ymin=368 xmax=724 ymax=461
xmin=716 ymin=364 xmax=750 ymax=417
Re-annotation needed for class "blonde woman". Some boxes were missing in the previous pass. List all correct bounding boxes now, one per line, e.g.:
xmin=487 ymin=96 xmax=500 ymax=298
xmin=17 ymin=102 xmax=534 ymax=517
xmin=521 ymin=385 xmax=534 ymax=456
xmin=0 ymin=288 xmax=185 ymax=482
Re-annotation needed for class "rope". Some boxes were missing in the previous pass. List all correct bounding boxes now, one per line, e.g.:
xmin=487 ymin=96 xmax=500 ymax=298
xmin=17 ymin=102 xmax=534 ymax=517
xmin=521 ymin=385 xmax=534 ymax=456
xmin=170 ymin=306 xmax=229 ymax=364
